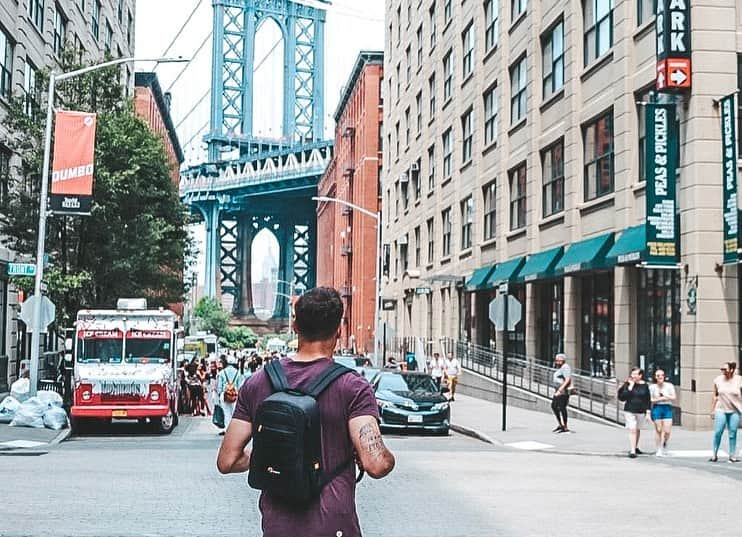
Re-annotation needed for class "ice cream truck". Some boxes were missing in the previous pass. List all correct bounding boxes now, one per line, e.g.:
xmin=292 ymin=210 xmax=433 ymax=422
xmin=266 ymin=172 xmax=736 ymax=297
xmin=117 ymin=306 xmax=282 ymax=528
xmin=70 ymin=299 xmax=182 ymax=434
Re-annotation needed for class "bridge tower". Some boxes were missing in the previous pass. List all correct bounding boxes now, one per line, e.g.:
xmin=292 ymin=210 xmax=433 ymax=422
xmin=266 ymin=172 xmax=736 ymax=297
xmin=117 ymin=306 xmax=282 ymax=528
xmin=186 ymin=0 xmax=331 ymax=324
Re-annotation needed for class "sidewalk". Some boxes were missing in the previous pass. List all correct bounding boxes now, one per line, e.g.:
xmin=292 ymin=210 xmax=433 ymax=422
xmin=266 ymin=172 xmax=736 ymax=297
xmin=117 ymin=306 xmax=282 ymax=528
xmin=450 ymin=394 xmax=721 ymax=457
xmin=0 ymin=422 xmax=70 ymax=453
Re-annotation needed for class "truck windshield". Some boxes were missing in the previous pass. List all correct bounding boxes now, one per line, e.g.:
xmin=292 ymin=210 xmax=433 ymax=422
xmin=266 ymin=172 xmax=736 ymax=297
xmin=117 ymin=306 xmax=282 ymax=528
xmin=77 ymin=331 xmax=124 ymax=364
xmin=124 ymin=330 xmax=171 ymax=364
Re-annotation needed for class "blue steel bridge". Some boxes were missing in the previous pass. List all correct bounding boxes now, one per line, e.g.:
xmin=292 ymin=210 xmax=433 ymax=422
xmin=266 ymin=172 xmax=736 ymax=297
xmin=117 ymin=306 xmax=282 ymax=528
xmin=180 ymin=0 xmax=332 ymax=323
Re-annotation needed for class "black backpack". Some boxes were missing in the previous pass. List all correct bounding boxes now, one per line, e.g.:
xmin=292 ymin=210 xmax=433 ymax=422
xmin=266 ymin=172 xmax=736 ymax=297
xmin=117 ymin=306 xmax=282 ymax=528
xmin=248 ymin=360 xmax=360 ymax=506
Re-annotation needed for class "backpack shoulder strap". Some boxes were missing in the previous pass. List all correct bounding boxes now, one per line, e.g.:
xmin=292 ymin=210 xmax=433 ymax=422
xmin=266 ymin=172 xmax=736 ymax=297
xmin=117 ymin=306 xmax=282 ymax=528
xmin=306 ymin=363 xmax=356 ymax=398
xmin=265 ymin=360 xmax=289 ymax=392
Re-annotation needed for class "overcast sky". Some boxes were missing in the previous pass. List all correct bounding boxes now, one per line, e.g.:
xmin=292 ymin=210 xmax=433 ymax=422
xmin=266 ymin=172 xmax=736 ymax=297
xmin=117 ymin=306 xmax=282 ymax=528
xmin=134 ymin=0 xmax=385 ymax=287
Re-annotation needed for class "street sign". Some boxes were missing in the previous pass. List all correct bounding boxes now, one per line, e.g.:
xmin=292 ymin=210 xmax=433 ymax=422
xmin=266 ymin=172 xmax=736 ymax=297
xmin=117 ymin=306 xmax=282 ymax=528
xmin=7 ymin=263 xmax=36 ymax=276
xmin=415 ymin=287 xmax=431 ymax=295
xmin=489 ymin=295 xmax=522 ymax=331
xmin=655 ymin=0 xmax=692 ymax=92
xmin=18 ymin=294 xmax=56 ymax=332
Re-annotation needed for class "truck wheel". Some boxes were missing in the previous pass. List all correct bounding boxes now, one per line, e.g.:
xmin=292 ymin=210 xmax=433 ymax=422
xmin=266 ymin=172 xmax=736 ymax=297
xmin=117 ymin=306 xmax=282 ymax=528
xmin=157 ymin=405 xmax=176 ymax=435
xmin=70 ymin=416 xmax=89 ymax=435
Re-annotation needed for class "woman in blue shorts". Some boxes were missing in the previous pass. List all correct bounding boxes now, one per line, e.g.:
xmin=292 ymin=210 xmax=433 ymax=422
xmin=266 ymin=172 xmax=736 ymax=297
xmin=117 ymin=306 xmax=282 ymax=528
xmin=650 ymin=369 xmax=676 ymax=457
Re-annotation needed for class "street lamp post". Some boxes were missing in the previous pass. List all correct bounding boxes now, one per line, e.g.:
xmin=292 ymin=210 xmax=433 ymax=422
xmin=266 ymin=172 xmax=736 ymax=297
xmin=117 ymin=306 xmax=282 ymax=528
xmin=27 ymin=56 xmax=188 ymax=396
xmin=274 ymin=291 xmax=294 ymax=337
xmin=312 ymin=196 xmax=382 ymax=367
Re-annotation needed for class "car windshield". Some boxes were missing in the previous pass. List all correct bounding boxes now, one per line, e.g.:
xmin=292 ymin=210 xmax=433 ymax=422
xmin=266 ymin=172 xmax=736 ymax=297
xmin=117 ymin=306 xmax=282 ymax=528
xmin=76 ymin=330 xmax=124 ymax=364
xmin=124 ymin=332 xmax=171 ymax=364
xmin=378 ymin=374 xmax=438 ymax=393
xmin=334 ymin=356 xmax=357 ymax=369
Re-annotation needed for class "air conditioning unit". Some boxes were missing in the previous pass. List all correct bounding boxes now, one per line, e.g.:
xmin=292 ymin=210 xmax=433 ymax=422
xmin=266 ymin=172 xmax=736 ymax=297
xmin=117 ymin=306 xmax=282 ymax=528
xmin=410 ymin=162 xmax=420 ymax=172
xmin=342 ymin=123 xmax=355 ymax=137
xmin=398 ymin=233 xmax=409 ymax=245
xmin=399 ymin=172 xmax=409 ymax=183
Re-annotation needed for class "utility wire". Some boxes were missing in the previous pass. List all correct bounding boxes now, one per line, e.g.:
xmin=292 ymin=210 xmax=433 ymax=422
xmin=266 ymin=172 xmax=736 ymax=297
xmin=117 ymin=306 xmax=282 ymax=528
xmin=156 ymin=0 xmax=206 ymax=64
xmin=165 ymin=31 xmax=212 ymax=93
xmin=183 ymin=119 xmax=210 ymax=153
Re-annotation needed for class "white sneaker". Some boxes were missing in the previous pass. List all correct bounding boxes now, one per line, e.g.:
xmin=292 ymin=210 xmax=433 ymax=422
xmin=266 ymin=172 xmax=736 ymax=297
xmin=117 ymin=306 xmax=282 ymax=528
xmin=656 ymin=448 xmax=666 ymax=457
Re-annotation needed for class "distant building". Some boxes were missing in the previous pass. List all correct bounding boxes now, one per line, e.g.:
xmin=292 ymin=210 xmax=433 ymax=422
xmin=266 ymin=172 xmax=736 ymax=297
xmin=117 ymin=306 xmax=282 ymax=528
xmin=0 ymin=0 xmax=135 ymax=394
xmin=317 ymin=51 xmax=384 ymax=353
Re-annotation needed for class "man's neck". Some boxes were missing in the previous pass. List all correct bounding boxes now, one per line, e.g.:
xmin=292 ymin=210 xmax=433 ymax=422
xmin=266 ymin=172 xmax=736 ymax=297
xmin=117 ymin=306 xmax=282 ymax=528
xmin=293 ymin=339 xmax=336 ymax=362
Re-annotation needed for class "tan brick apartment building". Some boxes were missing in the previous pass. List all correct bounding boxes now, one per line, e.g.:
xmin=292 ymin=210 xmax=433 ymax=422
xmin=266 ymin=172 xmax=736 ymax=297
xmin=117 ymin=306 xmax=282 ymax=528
xmin=0 ymin=0 xmax=135 ymax=392
xmin=382 ymin=0 xmax=742 ymax=428
xmin=317 ymin=51 xmax=383 ymax=353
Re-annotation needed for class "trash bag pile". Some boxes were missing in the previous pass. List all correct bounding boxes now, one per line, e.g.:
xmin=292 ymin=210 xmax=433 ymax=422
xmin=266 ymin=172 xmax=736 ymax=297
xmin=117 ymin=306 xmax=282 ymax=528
xmin=1 ymin=378 xmax=68 ymax=430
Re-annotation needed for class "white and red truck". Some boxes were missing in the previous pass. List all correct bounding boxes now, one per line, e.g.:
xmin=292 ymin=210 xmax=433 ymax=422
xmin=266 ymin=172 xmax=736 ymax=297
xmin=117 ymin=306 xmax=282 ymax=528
xmin=70 ymin=299 xmax=182 ymax=434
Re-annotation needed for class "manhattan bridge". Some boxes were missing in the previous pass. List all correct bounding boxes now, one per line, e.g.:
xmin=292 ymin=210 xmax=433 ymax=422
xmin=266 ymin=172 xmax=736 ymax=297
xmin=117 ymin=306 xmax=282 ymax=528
xmin=180 ymin=0 xmax=332 ymax=329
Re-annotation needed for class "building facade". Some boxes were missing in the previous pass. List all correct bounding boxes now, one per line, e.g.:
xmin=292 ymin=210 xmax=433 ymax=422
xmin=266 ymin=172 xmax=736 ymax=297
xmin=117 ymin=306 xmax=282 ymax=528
xmin=382 ymin=0 xmax=742 ymax=428
xmin=0 ymin=0 xmax=135 ymax=392
xmin=317 ymin=51 xmax=383 ymax=353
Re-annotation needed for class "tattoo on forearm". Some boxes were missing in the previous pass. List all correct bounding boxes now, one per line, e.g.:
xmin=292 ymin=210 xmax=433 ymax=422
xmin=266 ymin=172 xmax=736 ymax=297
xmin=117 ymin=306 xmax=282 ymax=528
xmin=359 ymin=423 xmax=386 ymax=460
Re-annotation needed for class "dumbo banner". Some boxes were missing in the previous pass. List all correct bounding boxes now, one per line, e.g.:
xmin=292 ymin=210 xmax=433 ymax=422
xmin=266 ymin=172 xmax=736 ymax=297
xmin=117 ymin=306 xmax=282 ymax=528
xmin=50 ymin=110 xmax=97 ymax=215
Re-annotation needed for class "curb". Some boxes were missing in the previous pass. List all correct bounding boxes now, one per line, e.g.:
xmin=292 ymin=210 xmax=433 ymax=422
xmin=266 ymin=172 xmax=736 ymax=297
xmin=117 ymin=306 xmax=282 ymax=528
xmin=50 ymin=427 xmax=72 ymax=445
xmin=450 ymin=423 xmax=501 ymax=446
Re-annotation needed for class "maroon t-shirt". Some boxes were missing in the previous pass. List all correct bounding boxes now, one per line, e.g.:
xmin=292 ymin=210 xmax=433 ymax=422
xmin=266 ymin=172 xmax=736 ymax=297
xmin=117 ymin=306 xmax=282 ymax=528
xmin=233 ymin=357 xmax=379 ymax=537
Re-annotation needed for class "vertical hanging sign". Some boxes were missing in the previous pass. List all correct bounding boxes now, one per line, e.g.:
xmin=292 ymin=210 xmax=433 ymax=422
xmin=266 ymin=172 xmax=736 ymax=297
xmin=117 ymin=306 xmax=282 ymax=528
xmin=50 ymin=110 xmax=97 ymax=215
xmin=655 ymin=0 xmax=692 ymax=92
xmin=645 ymin=103 xmax=679 ymax=265
xmin=721 ymin=92 xmax=739 ymax=264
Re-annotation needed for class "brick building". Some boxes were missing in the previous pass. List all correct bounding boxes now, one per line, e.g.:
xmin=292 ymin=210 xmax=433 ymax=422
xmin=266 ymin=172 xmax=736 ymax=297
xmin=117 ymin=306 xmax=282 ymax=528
xmin=317 ymin=51 xmax=383 ymax=353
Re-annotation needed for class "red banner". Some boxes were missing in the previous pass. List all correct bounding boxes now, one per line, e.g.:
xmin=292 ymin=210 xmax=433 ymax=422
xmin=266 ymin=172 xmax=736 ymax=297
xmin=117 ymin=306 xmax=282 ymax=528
xmin=50 ymin=110 xmax=97 ymax=215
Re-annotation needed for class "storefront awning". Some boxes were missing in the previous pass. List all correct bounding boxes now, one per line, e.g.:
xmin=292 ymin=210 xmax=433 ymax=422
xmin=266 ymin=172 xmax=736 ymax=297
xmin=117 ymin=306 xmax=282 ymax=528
xmin=606 ymin=224 xmax=646 ymax=265
xmin=515 ymin=246 xmax=564 ymax=283
xmin=555 ymin=232 xmax=614 ymax=275
xmin=465 ymin=265 xmax=496 ymax=290
xmin=482 ymin=257 xmax=526 ymax=289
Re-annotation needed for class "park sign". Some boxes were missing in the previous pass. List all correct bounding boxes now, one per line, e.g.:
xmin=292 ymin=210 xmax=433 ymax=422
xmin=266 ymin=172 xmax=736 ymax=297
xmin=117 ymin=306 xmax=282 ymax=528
xmin=50 ymin=110 xmax=97 ymax=215
xmin=655 ymin=0 xmax=691 ymax=92
xmin=645 ymin=103 xmax=679 ymax=265
xmin=721 ymin=92 xmax=739 ymax=264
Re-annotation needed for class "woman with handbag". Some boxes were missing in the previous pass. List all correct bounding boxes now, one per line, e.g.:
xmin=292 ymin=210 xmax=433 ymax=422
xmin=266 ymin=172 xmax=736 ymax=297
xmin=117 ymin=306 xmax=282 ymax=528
xmin=618 ymin=367 xmax=651 ymax=458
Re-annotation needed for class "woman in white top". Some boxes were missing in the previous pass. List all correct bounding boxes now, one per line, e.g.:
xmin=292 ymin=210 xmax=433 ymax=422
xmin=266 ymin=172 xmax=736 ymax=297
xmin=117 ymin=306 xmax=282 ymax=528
xmin=649 ymin=369 xmax=676 ymax=457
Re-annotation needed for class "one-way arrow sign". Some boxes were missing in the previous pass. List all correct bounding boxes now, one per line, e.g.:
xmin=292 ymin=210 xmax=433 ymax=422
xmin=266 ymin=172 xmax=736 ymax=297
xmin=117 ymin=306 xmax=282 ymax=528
xmin=670 ymin=69 xmax=687 ymax=85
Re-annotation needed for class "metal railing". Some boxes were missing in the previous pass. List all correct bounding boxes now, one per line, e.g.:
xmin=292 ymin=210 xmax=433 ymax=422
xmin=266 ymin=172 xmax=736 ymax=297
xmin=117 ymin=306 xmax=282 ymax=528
xmin=454 ymin=341 xmax=622 ymax=424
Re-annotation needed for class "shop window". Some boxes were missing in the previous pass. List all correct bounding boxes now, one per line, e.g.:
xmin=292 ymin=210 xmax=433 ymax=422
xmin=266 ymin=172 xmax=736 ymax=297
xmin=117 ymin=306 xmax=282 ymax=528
xmin=507 ymin=284 xmax=526 ymax=358
xmin=637 ymin=269 xmax=680 ymax=385
xmin=538 ymin=281 xmax=563 ymax=363
xmin=581 ymin=272 xmax=614 ymax=376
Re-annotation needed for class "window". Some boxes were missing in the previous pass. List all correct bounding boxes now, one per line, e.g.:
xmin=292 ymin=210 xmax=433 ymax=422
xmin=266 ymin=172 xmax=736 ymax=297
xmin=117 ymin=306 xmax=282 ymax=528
xmin=416 ymin=25 xmax=423 ymax=67
xmin=402 ymin=176 xmax=409 ymax=210
xmin=512 ymin=0 xmax=527 ymax=20
xmin=442 ymin=128 xmax=452 ymax=178
xmin=427 ymin=218 xmax=435 ymax=263
xmin=584 ymin=0 xmax=613 ymax=66
xmin=416 ymin=91 xmax=422 ymax=134
xmin=636 ymin=89 xmax=653 ymax=182
xmin=405 ymin=46 xmax=411 ymax=84
xmin=54 ymin=7 xmax=67 ymax=56
xmin=127 ymin=10 xmax=133 ymax=46
xmin=538 ymin=281 xmax=564 ymax=364
xmin=428 ymin=144 xmax=436 ymax=191
xmin=637 ymin=0 xmax=655 ymax=26
xmin=28 ymin=0 xmax=44 ymax=29
xmin=396 ymin=6 xmax=401 ymax=44
xmin=395 ymin=121 xmax=400 ymax=158
xmin=542 ymin=139 xmax=565 ymax=217
xmin=0 ymin=28 xmax=11 ymax=100
xmin=443 ymin=50 xmax=453 ymax=101
xmin=396 ymin=63 xmax=400 ymax=99
xmin=92 ymin=0 xmax=101 ymax=39
xmin=581 ymin=273 xmax=614 ymax=375
xmin=429 ymin=2 xmax=437 ymax=48
xmin=118 ymin=0 xmax=123 ymax=23
xmin=407 ymin=2 xmax=411 ymax=27
xmin=105 ymin=20 xmax=113 ymax=53
xmin=79 ymin=0 xmax=85 ymax=12
xmin=510 ymin=56 xmax=527 ymax=124
xmin=542 ymin=20 xmax=564 ymax=99
xmin=429 ymin=74 xmax=436 ymax=120
xmin=413 ymin=158 xmax=421 ymax=200
xmin=444 ymin=0 xmax=452 ymax=25
xmin=462 ymin=23 xmax=474 ymax=79
xmin=484 ymin=85 xmax=498 ymax=146
xmin=23 ymin=60 xmax=38 ymax=118
xmin=509 ymin=163 xmax=526 ymax=230
xmin=405 ymin=107 xmax=410 ymax=147
xmin=485 ymin=0 xmax=499 ymax=51
xmin=461 ymin=109 xmax=473 ymax=164
xmin=400 ymin=238 xmax=409 ymax=272
xmin=483 ymin=181 xmax=496 ymax=240
xmin=583 ymin=111 xmax=614 ymax=200
xmin=414 ymin=226 xmax=421 ymax=267
xmin=442 ymin=208 xmax=452 ymax=257
xmin=0 ymin=147 xmax=10 ymax=207
xmin=460 ymin=196 xmax=474 ymax=250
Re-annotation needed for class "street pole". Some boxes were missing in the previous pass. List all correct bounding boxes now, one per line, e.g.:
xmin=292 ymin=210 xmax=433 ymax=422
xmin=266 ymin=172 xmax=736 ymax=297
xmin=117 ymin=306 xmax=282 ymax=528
xmin=501 ymin=286 xmax=509 ymax=432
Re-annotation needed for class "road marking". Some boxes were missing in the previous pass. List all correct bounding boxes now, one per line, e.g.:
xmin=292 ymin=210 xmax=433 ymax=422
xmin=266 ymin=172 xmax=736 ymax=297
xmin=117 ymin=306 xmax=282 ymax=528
xmin=0 ymin=440 xmax=47 ymax=449
xmin=506 ymin=441 xmax=555 ymax=451
xmin=664 ymin=450 xmax=728 ymax=458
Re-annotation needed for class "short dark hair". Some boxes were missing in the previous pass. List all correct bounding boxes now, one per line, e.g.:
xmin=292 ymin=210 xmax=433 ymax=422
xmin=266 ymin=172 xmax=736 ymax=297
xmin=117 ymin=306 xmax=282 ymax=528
xmin=294 ymin=287 xmax=344 ymax=342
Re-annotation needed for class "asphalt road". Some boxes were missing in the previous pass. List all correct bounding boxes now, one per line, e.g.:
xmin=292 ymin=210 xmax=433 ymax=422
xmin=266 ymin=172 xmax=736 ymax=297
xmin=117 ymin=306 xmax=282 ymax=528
xmin=2 ymin=416 xmax=742 ymax=537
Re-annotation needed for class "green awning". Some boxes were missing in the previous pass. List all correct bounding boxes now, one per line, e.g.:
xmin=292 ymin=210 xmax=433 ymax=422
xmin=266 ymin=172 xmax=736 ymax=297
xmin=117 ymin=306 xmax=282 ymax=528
xmin=465 ymin=265 xmax=496 ymax=290
xmin=606 ymin=225 xmax=646 ymax=265
xmin=515 ymin=246 xmax=564 ymax=283
xmin=482 ymin=257 xmax=526 ymax=289
xmin=555 ymin=233 xmax=614 ymax=275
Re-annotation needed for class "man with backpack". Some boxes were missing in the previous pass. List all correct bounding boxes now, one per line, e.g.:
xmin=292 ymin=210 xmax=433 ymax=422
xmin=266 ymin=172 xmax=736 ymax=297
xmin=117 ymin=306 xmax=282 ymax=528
xmin=217 ymin=355 xmax=243 ymax=433
xmin=217 ymin=287 xmax=395 ymax=537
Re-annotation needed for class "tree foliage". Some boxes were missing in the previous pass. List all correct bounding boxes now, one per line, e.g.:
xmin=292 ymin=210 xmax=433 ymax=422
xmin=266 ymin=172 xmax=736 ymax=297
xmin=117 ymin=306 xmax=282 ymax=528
xmin=0 ymin=48 xmax=193 ymax=325
xmin=193 ymin=297 xmax=230 ymax=337
xmin=220 ymin=326 xmax=258 ymax=350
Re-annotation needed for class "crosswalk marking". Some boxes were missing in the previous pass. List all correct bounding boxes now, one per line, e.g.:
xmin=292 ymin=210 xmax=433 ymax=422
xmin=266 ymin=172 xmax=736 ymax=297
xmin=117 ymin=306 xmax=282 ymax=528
xmin=0 ymin=440 xmax=47 ymax=449
xmin=506 ymin=441 xmax=555 ymax=451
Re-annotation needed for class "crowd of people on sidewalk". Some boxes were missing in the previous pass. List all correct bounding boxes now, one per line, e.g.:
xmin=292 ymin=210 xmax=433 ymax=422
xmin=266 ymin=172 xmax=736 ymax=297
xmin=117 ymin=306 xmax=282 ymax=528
xmin=383 ymin=351 xmax=461 ymax=401
xmin=550 ymin=354 xmax=742 ymax=462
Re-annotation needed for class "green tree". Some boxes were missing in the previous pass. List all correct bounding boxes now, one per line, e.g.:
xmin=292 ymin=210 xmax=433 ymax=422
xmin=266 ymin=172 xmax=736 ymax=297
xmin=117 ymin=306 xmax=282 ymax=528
xmin=0 ymin=48 xmax=192 ymax=325
xmin=193 ymin=297 xmax=230 ymax=337
xmin=220 ymin=326 xmax=258 ymax=350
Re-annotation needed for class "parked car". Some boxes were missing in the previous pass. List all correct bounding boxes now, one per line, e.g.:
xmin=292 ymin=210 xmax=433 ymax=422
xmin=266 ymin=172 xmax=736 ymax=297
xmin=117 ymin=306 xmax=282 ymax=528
xmin=372 ymin=371 xmax=450 ymax=435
